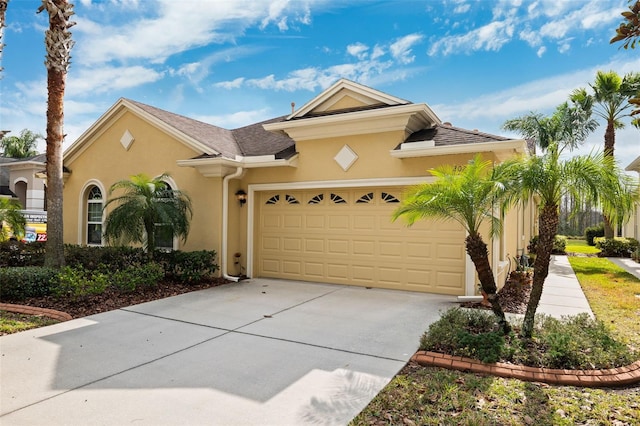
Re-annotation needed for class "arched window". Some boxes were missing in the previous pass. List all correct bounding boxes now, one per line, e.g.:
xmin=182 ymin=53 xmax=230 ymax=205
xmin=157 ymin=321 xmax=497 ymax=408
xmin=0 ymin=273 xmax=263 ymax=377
xmin=14 ymin=180 xmax=27 ymax=209
xmin=87 ymin=186 xmax=103 ymax=245
xmin=155 ymin=181 xmax=175 ymax=251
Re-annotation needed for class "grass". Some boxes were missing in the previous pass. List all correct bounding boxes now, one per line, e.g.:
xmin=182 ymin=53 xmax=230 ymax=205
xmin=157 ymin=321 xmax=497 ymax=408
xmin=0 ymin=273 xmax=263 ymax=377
xmin=0 ymin=310 xmax=59 ymax=335
xmin=351 ymin=257 xmax=640 ymax=426
xmin=568 ymin=257 xmax=640 ymax=350
xmin=565 ymin=239 xmax=601 ymax=255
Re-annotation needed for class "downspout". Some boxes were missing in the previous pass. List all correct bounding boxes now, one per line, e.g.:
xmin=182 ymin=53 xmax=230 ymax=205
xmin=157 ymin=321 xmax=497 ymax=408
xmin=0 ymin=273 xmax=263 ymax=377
xmin=222 ymin=167 xmax=244 ymax=282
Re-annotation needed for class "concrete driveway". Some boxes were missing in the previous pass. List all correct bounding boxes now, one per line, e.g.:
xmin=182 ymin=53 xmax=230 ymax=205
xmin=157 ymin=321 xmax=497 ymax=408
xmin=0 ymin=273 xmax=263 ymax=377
xmin=1 ymin=279 xmax=456 ymax=425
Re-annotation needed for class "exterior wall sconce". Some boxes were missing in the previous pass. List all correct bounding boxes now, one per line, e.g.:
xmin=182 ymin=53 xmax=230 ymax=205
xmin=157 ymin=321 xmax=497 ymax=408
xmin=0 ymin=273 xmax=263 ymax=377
xmin=235 ymin=189 xmax=247 ymax=207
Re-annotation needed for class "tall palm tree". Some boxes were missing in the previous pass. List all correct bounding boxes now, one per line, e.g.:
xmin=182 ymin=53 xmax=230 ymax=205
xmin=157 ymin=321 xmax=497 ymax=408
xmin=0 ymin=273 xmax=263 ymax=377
xmin=502 ymin=97 xmax=636 ymax=338
xmin=393 ymin=155 xmax=511 ymax=334
xmin=573 ymin=70 xmax=640 ymax=238
xmin=0 ymin=0 xmax=8 ymax=76
xmin=38 ymin=0 xmax=75 ymax=268
xmin=0 ymin=129 xmax=43 ymax=158
xmin=103 ymin=173 xmax=193 ymax=259
xmin=0 ymin=197 xmax=26 ymax=241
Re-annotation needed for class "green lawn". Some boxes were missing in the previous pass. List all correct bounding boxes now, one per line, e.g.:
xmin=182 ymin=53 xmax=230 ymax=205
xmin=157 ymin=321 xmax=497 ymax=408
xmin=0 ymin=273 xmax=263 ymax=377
xmin=350 ymin=257 xmax=640 ymax=426
xmin=565 ymin=239 xmax=601 ymax=254
xmin=0 ymin=310 xmax=59 ymax=335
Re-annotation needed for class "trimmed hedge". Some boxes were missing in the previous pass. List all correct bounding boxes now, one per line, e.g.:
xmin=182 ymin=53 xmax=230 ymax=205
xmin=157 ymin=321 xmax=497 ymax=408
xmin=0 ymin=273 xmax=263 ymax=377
xmin=0 ymin=241 xmax=46 ymax=267
xmin=594 ymin=237 xmax=639 ymax=258
xmin=585 ymin=223 xmax=605 ymax=246
xmin=64 ymin=245 xmax=147 ymax=270
xmin=528 ymin=235 xmax=567 ymax=255
xmin=155 ymin=250 xmax=219 ymax=283
xmin=0 ymin=267 xmax=58 ymax=301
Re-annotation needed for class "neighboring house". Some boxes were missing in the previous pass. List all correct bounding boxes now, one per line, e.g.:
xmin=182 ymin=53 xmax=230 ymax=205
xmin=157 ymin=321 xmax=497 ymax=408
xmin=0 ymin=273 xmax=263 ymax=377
xmin=0 ymin=154 xmax=49 ymax=241
xmin=622 ymin=155 xmax=640 ymax=240
xmin=62 ymin=79 xmax=534 ymax=296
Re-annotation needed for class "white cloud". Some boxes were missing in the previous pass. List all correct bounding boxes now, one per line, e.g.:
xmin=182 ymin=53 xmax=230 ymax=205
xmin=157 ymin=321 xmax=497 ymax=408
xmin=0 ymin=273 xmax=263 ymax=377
xmin=194 ymin=108 xmax=273 ymax=129
xmin=557 ymin=40 xmax=571 ymax=54
xmin=347 ymin=42 xmax=369 ymax=60
xmin=536 ymin=46 xmax=546 ymax=57
xmin=454 ymin=3 xmax=471 ymax=14
xmin=389 ymin=33 xmax=423 ymax=64
xmin=67 ymin=66 xmax=163 ymax=96
xmin=214 ymin=77 xmax=245 ymax=90
xmin=429 ymin=19 xmax=515 ymax=56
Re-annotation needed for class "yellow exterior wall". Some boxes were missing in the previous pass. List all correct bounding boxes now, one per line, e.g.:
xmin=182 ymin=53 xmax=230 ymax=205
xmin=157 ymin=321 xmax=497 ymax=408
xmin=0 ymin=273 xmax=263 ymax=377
xmin=63 ymin=111 xmax=223 ymax=254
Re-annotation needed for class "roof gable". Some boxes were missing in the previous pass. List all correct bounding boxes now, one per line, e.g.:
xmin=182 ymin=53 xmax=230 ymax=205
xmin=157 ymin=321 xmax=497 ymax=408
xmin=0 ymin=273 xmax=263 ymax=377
xmin=289 ymin=79 xmax=410 ymax=119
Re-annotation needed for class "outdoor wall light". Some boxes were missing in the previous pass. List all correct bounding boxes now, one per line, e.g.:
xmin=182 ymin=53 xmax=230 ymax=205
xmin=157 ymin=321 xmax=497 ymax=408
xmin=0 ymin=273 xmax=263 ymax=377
xmin=235 ymin=189 xmax=247 ymax=207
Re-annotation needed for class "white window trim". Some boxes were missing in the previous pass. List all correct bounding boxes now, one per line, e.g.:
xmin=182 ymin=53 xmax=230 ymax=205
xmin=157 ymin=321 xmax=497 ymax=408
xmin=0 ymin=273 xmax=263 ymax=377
xmin=78 ymin=179 xmax=106 ymax=246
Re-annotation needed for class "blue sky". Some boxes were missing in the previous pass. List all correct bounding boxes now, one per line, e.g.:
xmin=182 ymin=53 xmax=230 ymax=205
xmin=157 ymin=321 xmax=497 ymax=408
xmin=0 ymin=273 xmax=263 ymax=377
xmin=1 ymin=0 xmax=638 ymax=163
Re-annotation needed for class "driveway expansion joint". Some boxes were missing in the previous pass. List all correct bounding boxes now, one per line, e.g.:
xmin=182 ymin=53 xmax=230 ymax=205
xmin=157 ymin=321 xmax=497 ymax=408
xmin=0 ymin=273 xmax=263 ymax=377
xmin=412 ymin=351 xmax=640 ymax=388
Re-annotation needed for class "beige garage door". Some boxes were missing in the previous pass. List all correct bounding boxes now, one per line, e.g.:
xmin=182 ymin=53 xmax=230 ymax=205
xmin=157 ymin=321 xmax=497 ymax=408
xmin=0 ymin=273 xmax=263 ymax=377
xmin=255 ymin=187 xmax=466 ymax=295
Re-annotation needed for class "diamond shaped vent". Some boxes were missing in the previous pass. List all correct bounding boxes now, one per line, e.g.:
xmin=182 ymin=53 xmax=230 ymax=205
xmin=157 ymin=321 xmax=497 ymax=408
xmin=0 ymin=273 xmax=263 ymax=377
xmin=334 ymin=145 xmax=358 ymax=171
xmin=120 ymin=130 xmax=135 ymax=151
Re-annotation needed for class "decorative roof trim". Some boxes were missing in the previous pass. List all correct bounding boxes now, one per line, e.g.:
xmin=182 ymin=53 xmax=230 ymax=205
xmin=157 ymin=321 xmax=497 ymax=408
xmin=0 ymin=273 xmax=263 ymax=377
xmin=264 ymin=103 xmax=440 ymax=141
xmin=625 ymin=155 xmax=640 ymax=173
xmin=64 ymin=98 xmax=218 ymax=164
xmin=177 ymin=154 xmax=299 ymax=177
xmin=390 ymin=139 xmax=528 ymax=159
xmin=288 ymin=78 xmax=410 ymax=119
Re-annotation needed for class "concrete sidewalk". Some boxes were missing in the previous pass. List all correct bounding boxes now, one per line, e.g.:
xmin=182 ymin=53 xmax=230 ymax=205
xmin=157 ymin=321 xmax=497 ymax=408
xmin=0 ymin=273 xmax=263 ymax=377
xmin=536 ymin=255 xmax=594 ymax=318
xmin=608 ymin=257 xmax=640 ymax=280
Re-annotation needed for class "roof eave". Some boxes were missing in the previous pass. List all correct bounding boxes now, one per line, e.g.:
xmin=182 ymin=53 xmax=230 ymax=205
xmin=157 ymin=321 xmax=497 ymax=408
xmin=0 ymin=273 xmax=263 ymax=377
xmin=390 ymin=139 xmax=528 ymax=160
xmin=177 ymin=154 xmax=299 ymax=177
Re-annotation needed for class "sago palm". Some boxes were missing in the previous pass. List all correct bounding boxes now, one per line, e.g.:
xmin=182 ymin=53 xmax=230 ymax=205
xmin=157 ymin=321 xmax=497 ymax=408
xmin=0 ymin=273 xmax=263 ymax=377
xmin=496 ymin=145 xmax=636 ymax=338
xmin=103 ymin=173 xmax=193 ymax=258
xmin=393 ymin=155 xmax=511 ymax=334
xmin=0 ymin=197 xmax=26 ymax=241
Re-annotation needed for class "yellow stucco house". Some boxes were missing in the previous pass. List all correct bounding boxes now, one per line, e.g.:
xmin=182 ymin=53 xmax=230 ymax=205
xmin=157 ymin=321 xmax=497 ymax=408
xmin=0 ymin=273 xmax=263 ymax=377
xmin=62 ymin=79 xmax=534 ymax=297
xmin=622 ymin=155 xmax=640 ymax=240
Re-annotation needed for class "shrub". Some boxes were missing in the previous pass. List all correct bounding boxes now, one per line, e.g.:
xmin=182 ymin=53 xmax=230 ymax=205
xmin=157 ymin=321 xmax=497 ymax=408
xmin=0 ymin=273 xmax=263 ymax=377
xmin=527 ymin=235 xmax=566 ymax=255
xmin=155 ymin=250 xmax=219 ymax=283
xmin=585 ymin=223 xmax=605 ymax=246
xmin=456 ymin=330 xmax=505 ymax=363
xmin=0 ymin=267 xmax=58 ymax=301
xmin=420 ymin=308 xmax=497 ymax=354
xmin=594 ymin=237 xmax=639 ymax=257
xmin=109 ymin=263 xmax=163 ymax=292
xmin=64 ymin=245 xmax=147 ymax=270
xmin=54 ymin=266 xmax=110 ymax=300
xmin=0 ymin=241 xmax=46 ymax=267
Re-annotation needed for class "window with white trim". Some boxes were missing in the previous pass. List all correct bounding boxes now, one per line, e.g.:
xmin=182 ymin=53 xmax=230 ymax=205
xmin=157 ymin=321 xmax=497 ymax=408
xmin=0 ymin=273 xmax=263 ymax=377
xmin=86 ymin=186 xmax=103 ymax=245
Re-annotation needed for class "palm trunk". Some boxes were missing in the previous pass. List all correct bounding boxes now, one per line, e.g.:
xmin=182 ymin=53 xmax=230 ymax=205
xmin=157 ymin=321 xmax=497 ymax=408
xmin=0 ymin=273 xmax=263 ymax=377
xmin=44 ymin=68 xmax=65 ymax=267
xmin=144 ymin=217 xmax=155 ymax=260
xmin=603 ymin=120 xmax=615 ymax=239
xmin=41 ymin=0 xmax=74 ymax=268
xmin=466 ymin=233 xmax=510 ymax=334
xmin=522 ymin=203 xmax=559 ymax=338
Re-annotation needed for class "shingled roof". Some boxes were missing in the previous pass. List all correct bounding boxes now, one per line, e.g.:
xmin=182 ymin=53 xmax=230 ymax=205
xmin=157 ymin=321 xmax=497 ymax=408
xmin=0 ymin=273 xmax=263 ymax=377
xmin=125 ymin=99 xmax=295 ymax=159
xmin=402 ymin=123 xmax=511 ymax=148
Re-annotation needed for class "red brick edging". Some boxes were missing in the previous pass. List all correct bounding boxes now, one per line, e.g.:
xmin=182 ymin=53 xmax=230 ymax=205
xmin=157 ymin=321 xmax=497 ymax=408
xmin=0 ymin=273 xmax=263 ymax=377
xmin=0 ymin=303 xmax=73 ymax=322
xmin=412 ymin=350 xmax=640 ymax=388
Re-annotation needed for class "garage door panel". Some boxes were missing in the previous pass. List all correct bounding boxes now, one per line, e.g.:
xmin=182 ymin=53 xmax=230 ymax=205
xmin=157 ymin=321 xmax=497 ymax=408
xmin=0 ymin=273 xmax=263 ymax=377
xmin=328 ymin=215 xmax=349 ymax=230
xmin=256 ymin=188 xmax=465 ymax=295
xmin=304 ymin=262 xmax=324 ymax=277
xmin=282 ymin=260 xmax=302 ymax=274
xmin=283 ymin=215 xmax=303 ymax=229
xmin=283 ymin=238 xmax=302 ymax=252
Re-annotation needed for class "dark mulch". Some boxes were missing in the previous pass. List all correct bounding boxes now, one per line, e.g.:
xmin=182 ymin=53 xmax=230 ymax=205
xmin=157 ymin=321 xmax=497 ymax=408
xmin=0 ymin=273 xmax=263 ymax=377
xmin=2 ymin=278 xmax=230 ymax=319
xmin=460 ymin=275 xmax=532 ymax=314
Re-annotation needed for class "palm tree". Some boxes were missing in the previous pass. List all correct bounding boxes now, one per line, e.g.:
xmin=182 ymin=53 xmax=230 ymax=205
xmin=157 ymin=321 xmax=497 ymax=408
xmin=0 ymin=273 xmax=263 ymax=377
xmin=611 ymin=0 xmax=640 ymax=50
xmin=502 ymin=98 xmax=636 ymax=338
xmin=0 ymin=0 xmax=8 ymax=76
xmin=38 ymin=0 xmax=75 ymax=268
xmin=0 ymin=129 xmax=43 ymax=158
xmin=393 ymin=155 xmax=511 ymax=334
xmin=573 ymin=70 xmax=640 ymax=238
xmin=0 ymin=197 xmax=26 ymax=241
xmin=103 ymin=173 xmax=193 ymax=259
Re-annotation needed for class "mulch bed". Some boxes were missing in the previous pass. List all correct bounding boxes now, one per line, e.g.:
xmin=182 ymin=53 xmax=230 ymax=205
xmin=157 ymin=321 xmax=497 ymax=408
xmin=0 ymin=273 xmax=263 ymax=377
xmin=460 ymin=275 xmax=532 ymax=314
xmin=2 ymin=278 xmax=230 ymax=319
